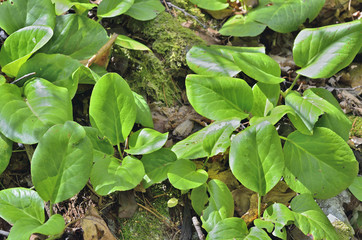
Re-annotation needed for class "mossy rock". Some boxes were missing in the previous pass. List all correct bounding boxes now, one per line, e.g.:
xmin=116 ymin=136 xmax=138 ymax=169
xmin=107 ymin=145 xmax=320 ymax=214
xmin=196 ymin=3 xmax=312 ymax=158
xmin=348 ymin=115 xmax=362 ymax=138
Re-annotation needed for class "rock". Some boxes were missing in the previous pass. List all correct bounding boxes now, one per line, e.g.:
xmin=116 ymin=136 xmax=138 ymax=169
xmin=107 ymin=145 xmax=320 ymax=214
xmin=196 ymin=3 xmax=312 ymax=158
xmin=173 ymin=119 xmax=194 ymax=137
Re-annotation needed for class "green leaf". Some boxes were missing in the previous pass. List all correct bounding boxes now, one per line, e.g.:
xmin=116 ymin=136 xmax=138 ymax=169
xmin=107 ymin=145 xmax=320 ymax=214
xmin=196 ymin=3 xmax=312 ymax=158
xmin=171 ymin=119 xmax=239 ymax=159
xmin=83 ymin=127 xmax=114 ymax=162
xmin=167 ymin=198 xmax=178 ymax=208
xmin=219 ymin=15 xmax=266 ymax=37
xmin=203 ymin=118 xmax=240 ymax=157
xmin=125 ymin=0 xmax=165 ymax=21
xmin=251 ymin=84 xmax=275 ymax=117
xmin=189 ymin=0 xmax=228 ymax=11
xmin=16 ymin=53 xmax=82 ymax=98
xmin=348 ymin=176 xmax=362 ymax=201
xmin=40 ymin=14 xmax=108 ymax=60
xmin=191 ymin=184 xmax=208 ymax=216
xmin=98 ymin=0 xmax=134 ymax=18
xmin=245 ymin=227 xmax=272 ymax=239
xmin=250 ymin=105 xmax=296 ymax=126
xmin=248 ymin=0 xmax=325 ymax=33
xmin=186 ymin=45 xmax=265 ymax=77
xmin=133 ymin=92 xmax=154 ymax=128
xmin=115 ymin=35 xmax=151 ymax=51
xmin=125 ymin=128 xmax=168 ymax=155
xmin=51 ymin=0 xmax=96 ymax=15
xmin=72 ymin=65 xmax=100 ymax=85
xmin=186 ymin=75 xmax=253 ymax=120
xmin=167 ymin=159 xmax=208 ymax=190
xmin=141 ymin=148 xmax=177 ymax=188
xmin=0 ymin=133 xmax=12 ymax=175
xmin=7 ymin=214 xmax=65 ymax=240
xmin=234 ymin=53 xmax=284 ymax=84
xmin=0 ymin=26 xmax=53 ymax=77
xmin=0 ymin=188 xmax=44 ymax=225
xmin=304 ymin=89 xmax=352 ymax=141
xmin=293 ymin=19 xmax=362 ymax=78
xmin=0 ymin=75 xmax=5 ymax=85
xmin=283 ymin=127 xmax=358 ymax=199
xmin=201 ymin=179 xmax=234 ymax=232
xmin=257 ymin=83 xmax=280 ymax=107
xmin=207 ymin=217 xmax=248 ymax=240
xmin=0 ymin=0 xmax=55 ymax=34
xmin=0 ymin=79 xmax=72 ymax=144
xmin=89 ymin=73 xmax=137 ymax=145
xmin=90 ymin=155 xmax=145 ymax=195
xmin=291 ymin=194 xmax=339 ymax=240
xmin=255 ymin=203 xmax=295 ymax=239
xmin=230 ymin=121 xmax=284 ymax=196
xmin=31 ymin=121 xmax=93 ymax=203
xmin=285 ymin=91 xmax=324 ymax=135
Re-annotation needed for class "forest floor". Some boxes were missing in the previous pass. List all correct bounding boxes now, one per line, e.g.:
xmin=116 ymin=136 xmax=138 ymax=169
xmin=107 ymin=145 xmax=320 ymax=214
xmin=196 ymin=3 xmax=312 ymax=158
xmin=0 ymin=0 xmax=362 ymax=240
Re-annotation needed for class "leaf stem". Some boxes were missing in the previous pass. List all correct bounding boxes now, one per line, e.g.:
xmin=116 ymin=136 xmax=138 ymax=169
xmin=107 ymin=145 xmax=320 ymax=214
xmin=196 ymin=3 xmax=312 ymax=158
xmin=117 ymin=143 xmax=123 ymax=160
xmin=283 ymin=74 xmax=301 ymax=97
xmin=203 ymin=156 xmax=209 ymax=168
xmin=279 ymin=135 xmax=288 ymax=141
xmin=49 ymin=202 xmax=54 ymax=216
xmin=257 ymin=193 xmax=261 ymax=218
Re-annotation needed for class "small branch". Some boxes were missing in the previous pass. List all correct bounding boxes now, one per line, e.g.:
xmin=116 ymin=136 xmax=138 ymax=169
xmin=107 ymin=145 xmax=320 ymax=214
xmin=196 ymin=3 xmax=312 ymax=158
xmin=10 ymin=72 xmax=36 ymax=84
xmin=164 ymin=2 xmax=207 ymax=28
xmin=257 ymin=193 xmax=261 ymax=218
xmin=0 ymin=230 xmax=9 ymax=237
xmin=192 ymin=216 xmax=205 ymax=240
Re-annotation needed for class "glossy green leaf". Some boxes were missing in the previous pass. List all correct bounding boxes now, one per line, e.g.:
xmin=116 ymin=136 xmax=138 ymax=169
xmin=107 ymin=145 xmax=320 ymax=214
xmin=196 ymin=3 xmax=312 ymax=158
xmin=248 ymin=0 xmax=325 ymax=33
xmin=72 ymin=65 xmax=100 ymax=85
xmin=304 ymin=89 xmax=351 ymax=141
xmin=167 ymin=198 xmax=178 ymax=208
xmin=189 ymin=0 xmax=228 ymax=10
xmin=0 ymin=188 xmax=44 ymax=225
xmin=207 ymin=217 xmax=248 ymax=240
xmin=16 ymin=53 xmax=82 ymax=98
xmin=186 ymin=75 xmax=253 ymax=120
xmin=133 ymin=92 xmax=154 ymax=128
xmin=348 ymin=176 xmax=362 ymax=201
xmin=115 ymin=35 xmax=151 ymax=51
xmin=294 ymin=19 xmax=362 ymax=78
xmin=201 ymin=179 xmax=234 ymax=232
xmin=31 ymin=121 xmax=93 ymax=203
xmin=284 ymin=127 xmax=358 ymax=199
xmin=8 ymin=214 xmax=65 ymax=240
xmin=244 ymin=227 xmax=272 ymax=240
xmin=234 ymin=53 xmax=284 ymax=84
xmin=125 ymin=0 xmax=165 ymax=21
xmin=51 ymin=0 xmax=96 ymax=15
xmin=0 ymin=75 xmax=5 ymax=85
xmin=40 ymin=14 xmax=108 ymax=60
xmin=186 ymin=45 xmax=265 ymax=77
xmin=203 ymin=118 xmax=240 ymax=157
xmin=98 ymin=0 xmax=134 ymax=18
xmin=90 ymin=155 xmax=145 ymax=195
xmin=89 ymin=73 xmax=137 ymax=145
xmin=167 ymin=159 xmax=208 ymax=190
xmin=0 ymin=0 xmax=55 ymax=34
xmin=0 ymin=26 xmax=53 ymax=77
xmin=257 ymin=83 xmax=280 ymax=107
xmin=84 ymin=127 xmax=114 ymax=162
xmin=285 ymin=91 xmax=324 ymax=135
xmin=141 ymin=148 xmax=177 ymax=188
xmin=0 ymin=79 xmax=72 ymax=144
xmin=125 ymin=128 xmax=168 ymax=155
xmin=255 ymin=203 xmax=295 ymax=239
xmin=250 ymin=105 xmax=296 ymax=126
xmin=251 ymin=84 xmax=275 ymax=117
xmin=191 ymin=184 xmax=208 ymax=216
xmin=230 ymin=121 xmax=284 ymax=196
xmin=171 ymin=119 xmax=240 ymax=159
xmin=0 ymin=133 xmax=12 ymax=175
xmin=291 ymin=194 xmax=339 ymax=240
xmin=219 ymin=15 xmax=266 ymax=37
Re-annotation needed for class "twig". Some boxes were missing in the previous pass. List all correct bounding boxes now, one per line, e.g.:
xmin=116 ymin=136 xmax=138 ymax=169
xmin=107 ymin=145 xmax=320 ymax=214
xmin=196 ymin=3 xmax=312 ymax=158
xmin=137 ymin=203 xmax=175 ymax=228
xmin=0 ymin=230 xmax=9 ymax=237
xmin=10 ymin=72 xmax=36 ymax=84
xmin=192 ymin=216 xmax=205 ymax=240
xmin=164 ymin=1 xmax=207 ymax=28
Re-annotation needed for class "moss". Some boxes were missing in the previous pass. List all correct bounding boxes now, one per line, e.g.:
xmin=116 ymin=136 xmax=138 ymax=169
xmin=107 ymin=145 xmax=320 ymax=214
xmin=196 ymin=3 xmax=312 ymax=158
xmin=348 ymin=115 xmax=362 ymax=138
xmin=126 ymin=11 xmax=206 ymax=79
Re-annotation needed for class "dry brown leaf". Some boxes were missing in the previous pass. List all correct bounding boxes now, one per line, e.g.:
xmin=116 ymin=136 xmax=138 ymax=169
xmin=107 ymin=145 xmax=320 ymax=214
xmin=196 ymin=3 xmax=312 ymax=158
xmin=84 ymin=33 xmax=118 ymax=68
xmin=81 ymin=206 xmax=117 ymax=240
xmin=263 ymin=181 xmax=296 ymax=206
